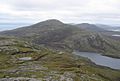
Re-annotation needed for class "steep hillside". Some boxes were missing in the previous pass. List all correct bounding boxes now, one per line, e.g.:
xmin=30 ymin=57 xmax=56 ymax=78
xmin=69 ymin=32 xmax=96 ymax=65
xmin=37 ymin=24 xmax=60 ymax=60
xmin=0 ymin=19 xmax=120 ymax=58
xmin=0 ymin=36 xmax=120 ymax=81
xmin=0 ymin=19 xmax=65 ymax=37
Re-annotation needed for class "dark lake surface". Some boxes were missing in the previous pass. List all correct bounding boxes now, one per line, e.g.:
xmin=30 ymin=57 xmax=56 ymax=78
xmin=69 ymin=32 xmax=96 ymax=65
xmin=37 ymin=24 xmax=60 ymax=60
xmin=73 ymin=51 xmax=120 ymax=70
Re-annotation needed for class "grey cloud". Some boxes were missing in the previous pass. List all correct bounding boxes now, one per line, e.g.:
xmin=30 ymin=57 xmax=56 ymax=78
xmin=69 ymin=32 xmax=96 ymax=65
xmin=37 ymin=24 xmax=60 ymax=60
xmin=0 ymin=0 xmax=120 ymax=26
xmin=1 ymin=0 xmax=89 ymax=11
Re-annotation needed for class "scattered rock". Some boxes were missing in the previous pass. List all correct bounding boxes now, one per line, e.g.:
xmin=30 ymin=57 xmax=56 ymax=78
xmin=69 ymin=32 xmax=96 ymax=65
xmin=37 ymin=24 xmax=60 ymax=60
xmin=18 ymin=57 xmax=32 ymax=61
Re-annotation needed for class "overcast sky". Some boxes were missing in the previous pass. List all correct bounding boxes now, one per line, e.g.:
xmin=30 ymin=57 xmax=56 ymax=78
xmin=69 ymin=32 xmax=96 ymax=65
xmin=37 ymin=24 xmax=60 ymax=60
xmin=0 ymin=0 xmax=120 ymax=31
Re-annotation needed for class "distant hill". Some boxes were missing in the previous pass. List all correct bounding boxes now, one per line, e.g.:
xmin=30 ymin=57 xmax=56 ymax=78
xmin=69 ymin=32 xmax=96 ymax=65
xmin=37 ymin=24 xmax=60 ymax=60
xmin=0 ymin=19 xmax=120 ymax=58
xmin=76 ymin=23 xmax=106 ymax=32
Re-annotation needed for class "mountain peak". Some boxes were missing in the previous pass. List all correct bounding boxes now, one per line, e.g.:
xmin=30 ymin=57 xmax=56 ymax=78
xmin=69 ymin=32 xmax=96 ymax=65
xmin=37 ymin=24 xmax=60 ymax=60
xmin=36 ymin=19 xmax=64 ymax=26
xmin=44 ymin=19 xmax=63 ymax=23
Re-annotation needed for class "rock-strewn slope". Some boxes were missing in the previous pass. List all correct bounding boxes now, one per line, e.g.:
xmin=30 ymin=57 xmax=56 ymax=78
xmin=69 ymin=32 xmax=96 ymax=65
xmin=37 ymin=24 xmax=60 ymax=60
xmin=0 ymin=36 xmax=120 ymax=81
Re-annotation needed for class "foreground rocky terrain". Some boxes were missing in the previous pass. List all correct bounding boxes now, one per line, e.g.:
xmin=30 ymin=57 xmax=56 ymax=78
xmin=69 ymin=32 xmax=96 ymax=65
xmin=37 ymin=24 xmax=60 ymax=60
xmin=0 ymin=36 xmax=120 ymax=81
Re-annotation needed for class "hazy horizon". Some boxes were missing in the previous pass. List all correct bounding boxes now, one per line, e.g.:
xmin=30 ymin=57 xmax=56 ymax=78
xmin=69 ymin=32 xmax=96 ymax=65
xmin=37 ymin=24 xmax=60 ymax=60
xmin=0 ymin=20 xmax=120 ymax=31
xmin=0 ymin=19 xmax=120 ymax=31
